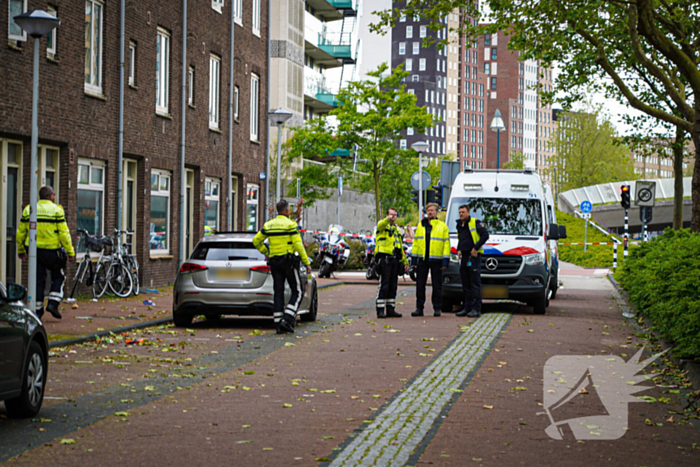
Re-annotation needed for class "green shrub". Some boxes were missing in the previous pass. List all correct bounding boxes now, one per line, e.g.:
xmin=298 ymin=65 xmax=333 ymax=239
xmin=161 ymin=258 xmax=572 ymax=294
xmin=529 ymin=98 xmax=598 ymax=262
xmin=615 ymin=228 xmax=700 ymax=359
xmin=556 ymin=210 xmax=624 ymax=268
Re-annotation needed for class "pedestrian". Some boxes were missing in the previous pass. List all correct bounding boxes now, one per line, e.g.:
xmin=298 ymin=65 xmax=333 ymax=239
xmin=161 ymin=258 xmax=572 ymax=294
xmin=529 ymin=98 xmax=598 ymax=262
xmin=375 ymin=207 xmax=408 ymax=319
xmin=253 ymin=199 xmax=311 ymax=334
xmin=16 ymin=186 xmax=75 ymax=319
xmin=411 ymin=203 xmax=450 ymax=317
xmin=455 ymin=204 xmax=489 ymax=318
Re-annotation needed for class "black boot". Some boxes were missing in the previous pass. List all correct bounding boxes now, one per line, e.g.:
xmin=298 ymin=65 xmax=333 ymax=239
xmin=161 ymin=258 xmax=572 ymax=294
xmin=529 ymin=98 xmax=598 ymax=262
xmin=411 ymin=309 xmax=424 ymax=317
xmin=433 ymin=309 xmax=441 ymax=317
xmin=377 ymin=309 xmax=386 ymax=319
xmin=386 ymin=307 xmax=402 ymax=318
xmin=46 ymin=300 xmax=62 ymax=319
xmin=279 ymin=317 xmax=295 ymax=333
xmin=456 ymin=307 xmax=469 ymax=317
xmin=466 ymin=310 xmax=481 ymax=318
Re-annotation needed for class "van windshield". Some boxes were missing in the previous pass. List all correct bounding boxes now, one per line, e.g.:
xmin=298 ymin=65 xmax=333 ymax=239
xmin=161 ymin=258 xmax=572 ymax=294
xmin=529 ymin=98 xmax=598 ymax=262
xmin=447 ymin=197 xmax=543 ymax=236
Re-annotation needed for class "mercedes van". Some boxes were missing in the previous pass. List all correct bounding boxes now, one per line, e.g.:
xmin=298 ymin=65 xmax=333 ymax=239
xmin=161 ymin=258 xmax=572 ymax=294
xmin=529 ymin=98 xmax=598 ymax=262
xmin=441 ymin=169 xmax=566 ymax=314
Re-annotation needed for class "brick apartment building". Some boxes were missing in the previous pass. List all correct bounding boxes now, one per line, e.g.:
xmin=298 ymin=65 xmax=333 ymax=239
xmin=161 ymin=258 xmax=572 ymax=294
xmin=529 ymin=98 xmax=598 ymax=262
xmin=1 ymin=0 xmax=268 ymax=288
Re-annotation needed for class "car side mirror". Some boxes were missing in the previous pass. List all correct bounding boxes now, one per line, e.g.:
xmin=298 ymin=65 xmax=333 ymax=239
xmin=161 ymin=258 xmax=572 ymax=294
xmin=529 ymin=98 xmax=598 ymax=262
xmin=558 ymin=225 xmax=567 ymax=240
xmin=548 ymin=223 xmax=560 ymax=240
xmin=7 ymin=283 xmax=27 ymax=302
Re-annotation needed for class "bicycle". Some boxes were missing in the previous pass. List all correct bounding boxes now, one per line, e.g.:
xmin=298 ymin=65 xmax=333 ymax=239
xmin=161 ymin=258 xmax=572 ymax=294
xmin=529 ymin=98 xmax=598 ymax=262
xmin=95 ymin=229 xmax=134 ymax=298
xmin=118 ymin=230 xmax=139 ymax=296
xmin=69 ymin=229 xmax=111 ymax=300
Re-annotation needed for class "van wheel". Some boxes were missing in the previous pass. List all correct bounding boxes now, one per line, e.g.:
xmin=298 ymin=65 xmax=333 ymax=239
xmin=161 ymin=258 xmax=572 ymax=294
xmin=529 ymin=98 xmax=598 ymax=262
xmin=549 ymin=275 xmax=559 ymax=299
xmin=173 ymin=311 xmax=193 ymax=327
xmin=533 ymin=292 xmax=547 ymax=315
xmin=300 ymin=284 xmax=318 ymax=322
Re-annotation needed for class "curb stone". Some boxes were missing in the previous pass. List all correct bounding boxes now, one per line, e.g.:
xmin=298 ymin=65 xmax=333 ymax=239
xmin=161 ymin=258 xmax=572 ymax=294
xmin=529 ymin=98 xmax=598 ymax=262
xmin=49 ymin=280 xmax=346 ymax=349
xmin=607 ymin=272 xmax=700 ymax=432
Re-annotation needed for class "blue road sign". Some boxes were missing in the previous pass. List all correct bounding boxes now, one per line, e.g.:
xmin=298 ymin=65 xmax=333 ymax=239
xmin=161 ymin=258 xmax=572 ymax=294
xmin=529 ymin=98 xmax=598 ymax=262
xmin=411 ymin=171 xmax=432 ymax=191
xmin=580 ymin=201 xmax=592 ymax=213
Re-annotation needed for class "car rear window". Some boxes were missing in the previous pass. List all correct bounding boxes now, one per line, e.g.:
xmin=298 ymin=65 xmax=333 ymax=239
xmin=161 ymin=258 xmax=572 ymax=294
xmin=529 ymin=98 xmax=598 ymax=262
xmin=191 ymin=242 xmax=265 ymax=261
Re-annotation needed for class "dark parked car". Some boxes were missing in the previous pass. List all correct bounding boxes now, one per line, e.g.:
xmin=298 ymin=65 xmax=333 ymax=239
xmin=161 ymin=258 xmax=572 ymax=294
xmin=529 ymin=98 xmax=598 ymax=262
xmin=0 ymin=282 xmax=49 ymax=418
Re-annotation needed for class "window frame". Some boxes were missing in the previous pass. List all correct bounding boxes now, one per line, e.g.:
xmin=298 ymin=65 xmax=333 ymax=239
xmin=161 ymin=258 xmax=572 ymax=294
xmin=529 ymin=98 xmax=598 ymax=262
xmin=398 ymin=42 xmax=405 ymax=55
xmin=156 ymin=28 xmax=171 ymax=115
xmin=77 ymin=158 xmax=106 ymax=242
xmin=252 ymin=0 xmax=261 ymax=36
xmin=39 ymin=146 xmax=60 ymax=202
xmin=128 ymin=41 xmax=137 ymax=87
xmin=84 ymin=0 xmax=104 ymax=95
xmin=209 ymin=54 xmax=221 ymax=129
xmin=246 ymin=184 xmax=260 ymax=232
xmin=250 ymin=73 xmax=260 ymax=141
xmin=150 ymin=169 xmax=171 ymax=255
xmin=212 ymin=0 xmax=224 ymax=14
xmin=412 ymin=42 xmax=419 ymax=55
xmin=188 ymin=66 xmax=195 ymax=106
xmin=8 ymin=0 xmax=27 ymax=42
xmin=204 ymin=177 xmax=221 ymax=234
xmin=233 ymin=0 xmax=242 ymax=25
xmin=234 ymin=85 xmax=240 ymax=120
xmin=406 ymin=26 xmax=413 ymax=39
xmin=46 ymin=5 xmax=57 ymax=57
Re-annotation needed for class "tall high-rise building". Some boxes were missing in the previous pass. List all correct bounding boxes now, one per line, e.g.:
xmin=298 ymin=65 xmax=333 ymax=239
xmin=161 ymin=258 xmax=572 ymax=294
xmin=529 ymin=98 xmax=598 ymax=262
xmin=537 ymin=67 xmax=556 ymax=182
xmin=391 ymin=3 xmax=447 ymax=157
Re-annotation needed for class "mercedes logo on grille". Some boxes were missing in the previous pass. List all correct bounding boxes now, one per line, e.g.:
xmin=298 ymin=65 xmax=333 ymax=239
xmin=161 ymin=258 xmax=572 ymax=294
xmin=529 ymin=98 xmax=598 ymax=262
xmin=485 ymin=258 xmax=499 ymax=271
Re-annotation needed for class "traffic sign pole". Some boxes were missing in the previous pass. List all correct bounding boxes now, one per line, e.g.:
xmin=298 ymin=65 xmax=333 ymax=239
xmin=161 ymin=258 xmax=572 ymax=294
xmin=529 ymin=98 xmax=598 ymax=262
xmin=624 ymin=209 xmax=629 ymax=260
xmin=584 ymin=218 xmax=588 ymax=253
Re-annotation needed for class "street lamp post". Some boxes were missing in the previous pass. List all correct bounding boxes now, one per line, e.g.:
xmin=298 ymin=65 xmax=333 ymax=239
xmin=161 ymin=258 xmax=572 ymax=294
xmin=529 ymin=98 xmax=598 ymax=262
xmin=268 ymin=108 xmax=293 ymax=210
xmin=411 ymin=141 xmax=429 ymax=219
xmin=489 ymin=108 xmax=506 ymax=170
xmin=14 ymin=9 xmax=60 ymax=315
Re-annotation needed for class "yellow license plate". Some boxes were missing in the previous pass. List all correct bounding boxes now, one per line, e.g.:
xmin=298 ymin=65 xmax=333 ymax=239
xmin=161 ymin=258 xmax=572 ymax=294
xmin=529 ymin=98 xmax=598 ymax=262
xmin=482 ymin=285 xmax=509 ymax=299
xmin=216 ymin=269 xmax=248 ymax=280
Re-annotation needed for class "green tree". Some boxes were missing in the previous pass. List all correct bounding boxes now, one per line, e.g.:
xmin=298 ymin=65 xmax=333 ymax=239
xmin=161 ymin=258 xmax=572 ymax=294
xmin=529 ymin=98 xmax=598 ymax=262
xmin=549 ymin=104 xmax=636 ymax=192
xmin=285 ymin=63 xmax=435 ymax=221
xmin=372 ymin=0 xmax=700 ymax=232
xmin=502 ymin=151 xmax=525 ymax=170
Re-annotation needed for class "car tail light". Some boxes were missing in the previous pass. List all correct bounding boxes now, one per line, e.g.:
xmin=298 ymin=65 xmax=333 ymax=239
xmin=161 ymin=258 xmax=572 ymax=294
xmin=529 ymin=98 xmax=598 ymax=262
xmin=251 ymin=265 xmax=271 ymax=274
xmin=180 ymin=263 xmax=208 ymax=274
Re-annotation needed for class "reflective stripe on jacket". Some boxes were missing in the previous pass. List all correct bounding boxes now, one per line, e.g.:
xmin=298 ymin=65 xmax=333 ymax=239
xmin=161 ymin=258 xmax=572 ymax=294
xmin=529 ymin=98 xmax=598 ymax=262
xmin=253 ymin=214 xmax=310 ymax=265
xmin=375 ymin=217 xmax=408 ymax=265
xmin=17 ymin=200 xmax=75 ymax=255
xmin=412 ymin=219 xmax=450 ymax=261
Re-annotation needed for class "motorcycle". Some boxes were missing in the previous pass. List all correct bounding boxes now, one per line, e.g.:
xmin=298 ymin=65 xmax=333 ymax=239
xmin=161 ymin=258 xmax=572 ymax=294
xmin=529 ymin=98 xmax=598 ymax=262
xmin=314 ymin=224 xmax=350 ymax=278
xmin=361 ymin=233 xmax=378 ymax=280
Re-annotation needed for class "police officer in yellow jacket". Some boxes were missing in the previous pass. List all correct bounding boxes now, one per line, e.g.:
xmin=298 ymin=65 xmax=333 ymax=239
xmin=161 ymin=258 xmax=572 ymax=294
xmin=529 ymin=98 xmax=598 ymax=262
xmin=17 ymin=186 xmax=75 ymax=319
xmin=253 ymin=199 xmax=311 ymax=334
xmin=375 ymin=207 xmax=408 ymax=319
xmin=411 ymin=203 xmax=451 ymax=317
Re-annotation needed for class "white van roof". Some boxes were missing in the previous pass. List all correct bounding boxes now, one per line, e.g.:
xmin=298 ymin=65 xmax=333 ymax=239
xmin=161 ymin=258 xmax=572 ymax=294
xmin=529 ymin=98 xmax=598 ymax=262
xmin=451 ymin=169 xmax=545 ymax=200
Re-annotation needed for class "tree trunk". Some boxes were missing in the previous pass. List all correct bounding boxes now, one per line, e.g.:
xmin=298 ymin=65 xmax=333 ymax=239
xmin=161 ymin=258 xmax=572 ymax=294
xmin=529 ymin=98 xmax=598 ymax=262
xmin=673 ymin=126 xmax=684 ymax=230
xmin=692 ymin=123 xmax=700 ymax=232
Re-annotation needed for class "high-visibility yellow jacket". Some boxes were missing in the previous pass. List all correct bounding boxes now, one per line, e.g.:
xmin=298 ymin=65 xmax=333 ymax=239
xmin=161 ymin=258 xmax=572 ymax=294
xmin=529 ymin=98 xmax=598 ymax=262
xmin=17 ymin=200 xmax=75 ymax=256
xmin=375 ymin=217 xmax=408 ymax=265
xmin=412 ymin=218 xmax=450 ymax=263
xmin=253 ymin=214 xmax=310 ymax=265
xmin=456 ymin=217 xmax=486 ymax=254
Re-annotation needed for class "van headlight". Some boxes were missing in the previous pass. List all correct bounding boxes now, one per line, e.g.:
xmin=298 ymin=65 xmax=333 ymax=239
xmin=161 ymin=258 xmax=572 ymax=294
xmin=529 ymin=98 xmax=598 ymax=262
xmin=523 ymin=253 xmax=545 ymax=265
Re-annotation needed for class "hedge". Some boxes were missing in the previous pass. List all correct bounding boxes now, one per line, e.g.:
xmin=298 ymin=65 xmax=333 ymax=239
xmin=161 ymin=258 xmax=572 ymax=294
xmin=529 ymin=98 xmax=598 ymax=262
xmin=614 ymin=228 xmax=700 ymax=359
xmin=556 ymin=210 xmax=623 ymax=268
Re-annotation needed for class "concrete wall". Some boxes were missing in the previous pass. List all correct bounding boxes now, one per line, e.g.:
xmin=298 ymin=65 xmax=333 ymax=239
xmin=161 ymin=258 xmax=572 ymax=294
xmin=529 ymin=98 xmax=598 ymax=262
xmin=292 ymin=188 xmax=376 ymax=234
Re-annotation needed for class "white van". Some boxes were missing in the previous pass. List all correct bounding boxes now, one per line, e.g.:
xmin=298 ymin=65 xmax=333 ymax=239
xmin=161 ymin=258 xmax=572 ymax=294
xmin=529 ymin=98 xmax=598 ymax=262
xmin=441 ymin=169 xmax=566 ymax=314
xmin=543 ymin=184 xmax=560 ymax=299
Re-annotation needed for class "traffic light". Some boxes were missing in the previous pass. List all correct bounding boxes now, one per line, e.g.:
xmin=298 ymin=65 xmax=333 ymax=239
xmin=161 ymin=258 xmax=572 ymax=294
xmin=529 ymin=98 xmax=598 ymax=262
xmin=426 ymin=190 xmax=435 ymax=204
xmin=410 ymin=189 xmax=422 ymax=206
xmin=432 ymin=184 xmax=443 ymax=208
xmin=620 ymin=185 xmax=631 ymax=209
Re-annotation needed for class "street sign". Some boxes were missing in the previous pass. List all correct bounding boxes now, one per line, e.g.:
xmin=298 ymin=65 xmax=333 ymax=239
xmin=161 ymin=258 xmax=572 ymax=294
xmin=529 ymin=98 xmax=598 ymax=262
xmin=410 ymin=171 xmax=432 ymax=191
xmin=338 ymin=176 xmax=343 ymax=196
xmin=580 ymin=213 xmax=591 ymax=219
xmin=580 ymin=201 xmax=592 ymax=213
xmin=440 ymin=160 xmax=461 ymax=186
xmin=259 ymin=172 xmax=266 ymax=180
xmin=639 ymin=206 xmax=652 ymax=223
xmin=635 ymin=181 xmax=656 ymax=207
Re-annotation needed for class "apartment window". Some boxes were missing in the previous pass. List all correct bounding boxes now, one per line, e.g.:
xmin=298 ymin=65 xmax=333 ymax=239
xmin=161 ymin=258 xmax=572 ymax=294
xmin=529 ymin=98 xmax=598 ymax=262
xmin=519 ymin=62 xmax=524 ymax=75
xmin=84 ymin=0 xmax=104 ymax=94
xmin=212 ymin=0 xmax=224 ymax=13
xmin=209 ymin=54 xmax=221 ymax=129
xmin=472 ymin=66 xmax=477 ymax=80
xmin=8 ymin=0 xmax=27 ymax=41
xmin=127 ymin=41 xmax=137 ymax=87
xmin=406 ymin=26 xmax=413 ymax=39
xmin=479 ymin=146 xmax=483 ymax=159
xmin=479 ymin=131 xmax=484 ymax=144
xmin=491 ymin=48 xmax=497 ymax=60
xmin=252 ymin=0 xmax=261 ymax=36
xmin=399 ymin=14 xmax=406 ymax=22
xmin=188 ymin=66 xmax=195 ymax=105
xmin=413 ymin=42 xmax=419 ymax=54
xmin=484 ymin=34 xmax=490 ymax=46
xmin=234 ymin=85 xmax=240 ymax=120
xmin=38 ymin=146 xmax=60 ymax=201
xmin=411 ymin=75 xmax=419 ymax=82
xmin=512 ymin=121 xmax=517 ymax=133
xmin=420 ymin=26 xmax=426 ymax=38
xmin=246 ymin=184 xmax=259 ymax=231
xmin=405 ymin=59 xmax=413 ymax=71
xmin=484 ymin=63 xmax=490 ymax=75
xmin=399 ymin=139 xmax=407 ymax=150
xmin=204 ymin=178 xmax=221 ymax=234
xmin=156 ymin=28 xmax=170 ymax=114
xmin=46 ymin=5 xmax=57 ymax=57
xmin=77 ymin=159 xmax=105 ymax=243
xmin=250 ymin=73 xmax=260 ymax=141
xmin=150 ymin=170 xmax=171 ymax=253
xmin=407 ymin=127 xmax=414 ymax=136
xmin=419 ymin=58 xmax=426 ymax=71
xmin=233 ymin=0 xmax=242 ymax=24
xmin=399 ymin=42 xmax=405 ymax=55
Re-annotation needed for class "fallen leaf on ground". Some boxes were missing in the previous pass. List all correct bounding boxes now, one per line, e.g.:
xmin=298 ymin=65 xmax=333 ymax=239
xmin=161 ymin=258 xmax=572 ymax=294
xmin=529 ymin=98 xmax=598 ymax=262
xmin=483 ymin=405 xmax=493 ymax=409
xmin=60 ymin=439 xmax=76 ymax=445
xmin=283 ymin=403 xmax=293 ymax=408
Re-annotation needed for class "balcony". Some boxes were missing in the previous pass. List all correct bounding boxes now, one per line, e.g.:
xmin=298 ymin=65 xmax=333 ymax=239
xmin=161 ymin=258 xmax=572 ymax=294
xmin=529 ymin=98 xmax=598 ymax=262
xmin=306 ymin=0 xmax=355 ymax=22
xmin=304 ymin=11 xmax=355 ymax=67
xmin=304 ymin=67 xmax=338 ymax=112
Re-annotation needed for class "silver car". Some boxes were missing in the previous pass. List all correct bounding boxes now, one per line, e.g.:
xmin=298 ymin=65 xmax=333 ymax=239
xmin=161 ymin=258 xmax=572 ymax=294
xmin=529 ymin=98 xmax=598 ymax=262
xmin=172 ymin=233 xmax=318 ymax=327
